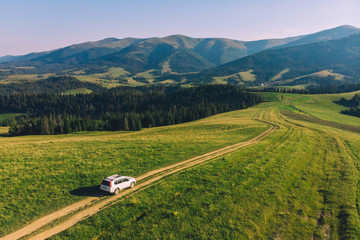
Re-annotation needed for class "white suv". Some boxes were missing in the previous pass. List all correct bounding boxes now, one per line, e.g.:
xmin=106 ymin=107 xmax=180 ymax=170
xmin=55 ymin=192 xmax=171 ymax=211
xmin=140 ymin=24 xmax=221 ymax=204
xmin=100 ymin=174 xmax=136 ymax=195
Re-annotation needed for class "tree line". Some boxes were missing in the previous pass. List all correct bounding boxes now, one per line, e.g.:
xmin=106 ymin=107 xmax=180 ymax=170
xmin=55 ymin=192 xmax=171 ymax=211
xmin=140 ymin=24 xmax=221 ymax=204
xmin=1 ymin=85 xmax=262 ymax=136
xmin=335 ymin=94 xmax=360 ymax=118
xmin=249 ymin=83 xmax=360 ymax=95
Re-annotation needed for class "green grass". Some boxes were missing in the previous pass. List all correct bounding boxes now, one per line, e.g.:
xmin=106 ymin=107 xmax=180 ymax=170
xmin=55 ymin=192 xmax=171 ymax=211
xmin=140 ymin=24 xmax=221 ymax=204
xmin=63 ymin=88 xmax=93 ymax=95
xmin=276 ymin=84 xmax=310 ymax=90
xmin=261 ymin=91 xmax=360 ymax=128
xmin=290 ymin=91 xmax=360 ymax=127
xmin=0 ymin=73 xmax=52 ymax=83
xmin=239 ymin=70 xmax=256 ymax=82
xmin=3 ymin=91 xmax=360 ymax=239
xmin=212 ymin=69 xmax=256 ymax=84
xmin=0 ymin=107 xmax=268 ymax=236
xmin=211 ymin=77 xmax=228 ymax=84
xmin=76 ymin=75 xmax=124 ymax=88
xmin=51 ymin=103 xmax=360 ymax=239
xmin=271 ymin=68 xmax=290 ymax=81
xmin=0 ymin=127 xmax=8 ymax=135
xmin=275 ymin=70 xmax=346 ymax=86
xmin=311 ymin=70 xmax=345 ymax=81
xmin=0 ymin=113 xmax=22 ymax=122
xmin=281 ymin=110 xmax=360 ymax=133
xmin=74 ymin=67 xmax=148 ymax=88
xmin=134 ymin=70 xmax=156 ymax=79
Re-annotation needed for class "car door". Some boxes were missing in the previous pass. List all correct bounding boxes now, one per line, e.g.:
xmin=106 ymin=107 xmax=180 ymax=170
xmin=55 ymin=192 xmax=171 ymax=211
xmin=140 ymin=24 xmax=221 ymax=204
xmin=119 ymin=178 xmax=130 ymax=189
xmin=114 ymin=179 xmax=123 ymax=190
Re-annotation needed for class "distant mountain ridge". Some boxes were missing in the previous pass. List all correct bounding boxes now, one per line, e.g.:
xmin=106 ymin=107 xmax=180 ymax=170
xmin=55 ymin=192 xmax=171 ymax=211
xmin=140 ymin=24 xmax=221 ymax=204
xmin=191 ymin=32 xmax=360 ymax=86
xmin=1 ymin=25 xmax=359 ymax=75
xmin=1 ymin=25 xmax=360 ymax=89
xmin=272 ymin=25 xmax=360 ymax=49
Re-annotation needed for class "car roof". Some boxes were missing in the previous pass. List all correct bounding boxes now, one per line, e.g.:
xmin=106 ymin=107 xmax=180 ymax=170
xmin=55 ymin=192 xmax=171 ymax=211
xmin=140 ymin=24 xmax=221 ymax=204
xmin=105 ymin=174 xmax=122 ymax=180
xmin=105 ymin=175 xmax=132 ymax=181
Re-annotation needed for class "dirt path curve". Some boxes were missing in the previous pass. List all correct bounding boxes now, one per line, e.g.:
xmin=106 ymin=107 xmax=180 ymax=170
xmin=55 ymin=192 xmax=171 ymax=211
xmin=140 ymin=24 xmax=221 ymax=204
xmin=2 ymin=121 xmax=277 ymax=240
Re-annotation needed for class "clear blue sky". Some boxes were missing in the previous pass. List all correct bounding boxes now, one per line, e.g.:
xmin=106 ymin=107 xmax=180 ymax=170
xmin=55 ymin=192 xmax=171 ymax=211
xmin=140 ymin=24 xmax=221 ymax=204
xmin=1 ymin=0 xmax=359 ymax=56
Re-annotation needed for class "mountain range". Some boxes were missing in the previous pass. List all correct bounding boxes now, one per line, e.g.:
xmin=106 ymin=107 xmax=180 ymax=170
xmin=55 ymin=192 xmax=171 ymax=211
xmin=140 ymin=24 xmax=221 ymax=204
xmin=0 ymin=25 xmax=360 ymax=88
xmin=191 ymin=32 xmax=360 ymax=86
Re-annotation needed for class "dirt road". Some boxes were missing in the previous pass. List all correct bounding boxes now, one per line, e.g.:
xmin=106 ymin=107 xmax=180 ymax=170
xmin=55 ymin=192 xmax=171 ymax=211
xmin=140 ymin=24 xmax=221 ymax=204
xmin=1 ymin=123 xmax=276 ymax=240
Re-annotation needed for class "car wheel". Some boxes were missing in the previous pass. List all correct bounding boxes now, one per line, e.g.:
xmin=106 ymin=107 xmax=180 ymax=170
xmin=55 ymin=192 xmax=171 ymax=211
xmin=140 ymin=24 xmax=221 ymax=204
xmin=130 ymin=182 xmax=135 ymax=188
xmin=114 ymin=188 xmax=120 ymax=195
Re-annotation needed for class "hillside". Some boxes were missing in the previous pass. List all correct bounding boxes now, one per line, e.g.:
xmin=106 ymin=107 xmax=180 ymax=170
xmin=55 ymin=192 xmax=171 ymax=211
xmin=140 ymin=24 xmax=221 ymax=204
xmin=1 ymin=25 xmax=359 ymax=83
xmin=2 ymin=91 xmax=360 ymax=239
xmin=0 ymin=76 xmax=104 ymax=94
xmin=192 ymin=33 xmax=360 ymax=86
xmin=0 ymin=38 xmax=140 ymax=64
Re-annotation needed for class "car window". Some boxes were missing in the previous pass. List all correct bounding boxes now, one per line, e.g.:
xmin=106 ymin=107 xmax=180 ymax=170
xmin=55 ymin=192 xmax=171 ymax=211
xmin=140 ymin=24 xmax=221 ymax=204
xmin=123 ymin=178 xmax=129 ymax=182
xmin=101 ymin=180 xmax=110 ymax=186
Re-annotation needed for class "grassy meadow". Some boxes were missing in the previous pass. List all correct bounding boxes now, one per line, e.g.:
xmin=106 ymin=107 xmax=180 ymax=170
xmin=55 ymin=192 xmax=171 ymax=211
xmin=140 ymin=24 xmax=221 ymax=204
xmin=63 ymin=88 xmax=93 ymax=95
xmin=0 ymin=107 xmax=268 ymax=237
xmin=290 ymin=90 xmax=360 ymax=127
xmin=0 ymin=113 xmax=22 ymax=122
xmin=1 ymin=90 xmax=360 ymax=239
xmin=49 ymin=92 xmax=360 ymax=239
xmin=75 ymin=67 xmax=150 ymax=87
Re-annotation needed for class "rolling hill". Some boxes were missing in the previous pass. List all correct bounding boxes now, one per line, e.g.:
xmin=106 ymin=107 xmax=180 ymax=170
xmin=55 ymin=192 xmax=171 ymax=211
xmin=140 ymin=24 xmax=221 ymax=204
xmin=191 ymin=33 xmax=360 ymax=86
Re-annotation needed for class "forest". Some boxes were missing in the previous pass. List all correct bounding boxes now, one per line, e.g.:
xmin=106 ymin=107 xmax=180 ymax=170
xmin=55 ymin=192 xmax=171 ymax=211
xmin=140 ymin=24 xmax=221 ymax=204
xmin=1 ymin=85 xmax=262 ymax=136
xmin=250 ymin=83 xmax=360 ymax=94
xmin=336 ymin=94 xmax=360 ymax=118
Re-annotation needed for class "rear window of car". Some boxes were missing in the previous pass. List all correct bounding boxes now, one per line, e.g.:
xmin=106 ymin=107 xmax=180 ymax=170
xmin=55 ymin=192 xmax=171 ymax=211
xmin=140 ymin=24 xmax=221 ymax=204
xmin=101 ymin=180 xmax=110 ymax=186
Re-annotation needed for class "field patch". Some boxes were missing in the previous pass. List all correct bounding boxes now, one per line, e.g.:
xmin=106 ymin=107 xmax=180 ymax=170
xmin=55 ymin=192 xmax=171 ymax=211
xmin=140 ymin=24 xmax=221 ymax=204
xmin=0 ymin=113 xmax=22 ymax=122
xmin=0 ymin=127 xmax=8 ymax=134
xmin=281 ymin=109 xmax=360 ymax=133
xmin=63 ymin=88 xmax=93 ymax=95
xmin=239 ymin=69 xmax=256 ymax=81
xmin=74 ymin=67 xmax=152 ymax=87
xmin=289 ymin=91 xmax=360 ymax=127
xmin=213 ymin=69 xmax=256 ymax=84
xmin=0 ymin=74 xmax=53 ymax=84
xmin=271 ymin=68 xmax=290 ymax=81
xmin=311 ymin=69 xmax=344 ymax=80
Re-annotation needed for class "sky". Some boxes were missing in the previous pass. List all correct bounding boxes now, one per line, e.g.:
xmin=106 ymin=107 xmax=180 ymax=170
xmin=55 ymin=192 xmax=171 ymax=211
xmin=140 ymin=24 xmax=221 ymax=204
xmin=1 ymin=0 xmax=360 ymax=56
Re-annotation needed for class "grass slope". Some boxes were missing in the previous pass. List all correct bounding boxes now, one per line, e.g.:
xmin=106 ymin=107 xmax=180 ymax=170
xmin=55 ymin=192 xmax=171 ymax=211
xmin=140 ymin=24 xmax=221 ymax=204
xmin=0 ymin=113 xmax=22 ymax=122
xmin=194 ymin=33 xmax=360 ymax=86
xmin=50 ymin=99 xmax=360 ymax=239
xmin=2 ymin=91 xmax=360 ymax=239
xmin=0 ymin=108 xmax=268 ymax=237
xmin=289 ymin=90 xmax=360 ymax=127
xmin=63 ymin=88 xmax=93 ymax=95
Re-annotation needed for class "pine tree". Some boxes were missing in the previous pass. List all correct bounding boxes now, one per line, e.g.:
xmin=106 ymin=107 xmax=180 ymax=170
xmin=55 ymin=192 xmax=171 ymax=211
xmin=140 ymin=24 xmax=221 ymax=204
xmin=129 ymin=114 xmax=136 ymax=130
xmin=123 ymin=117 xmax=129 ymax=131
xmin=136 ymin=118 xmax=143 ymax=131
xmin=64 ymin=118 xmax=72 ymax=134
xmin=8 ymin=119 xmax=18 ymax=136
xmin=49 ymin=115 xmax=55 ymax=135
xmin=41 ymin=116 xmax=51 ymax=135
